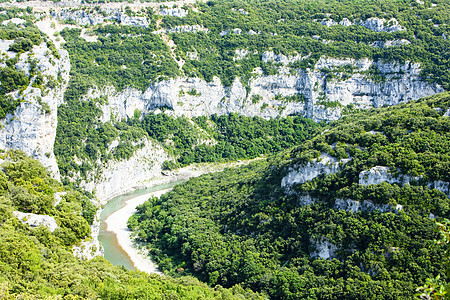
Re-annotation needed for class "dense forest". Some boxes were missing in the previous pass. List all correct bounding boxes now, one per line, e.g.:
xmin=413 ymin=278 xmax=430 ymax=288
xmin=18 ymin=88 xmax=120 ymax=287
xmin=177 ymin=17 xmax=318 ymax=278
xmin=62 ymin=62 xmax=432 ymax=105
xmin=52 ymin=0 xmax=450 ymax=182
xmin=60 ymin=0 xmax=450 ymax=92
xmin=0 ymin=150 xmax=262 ymax=299
xmin=55 ymin=96 xmax=323 ymax=183
xmin=129 ymin=92 xmax=450 ymax=299
xmin=1 ymin=2 xmax=449 ymax=299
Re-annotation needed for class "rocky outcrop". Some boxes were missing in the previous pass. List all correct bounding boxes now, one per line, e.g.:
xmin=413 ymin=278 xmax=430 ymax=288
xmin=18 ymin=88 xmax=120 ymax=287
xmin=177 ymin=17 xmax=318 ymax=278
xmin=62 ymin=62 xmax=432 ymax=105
xmin=81 ymin=139 xmax=169 ymax=204
xmin=444 ymin=108 xmax=450 ymax=117
xmin=360 ymin=17 xmax=405 ymax=32
xmin=85 ymin=56 xmax=443 ymax=123
xmin=358 ymin=166 xmax=418 ymax=186
xmin=317 ymin=17 xmax=405 ymax=32
xmin=334 ymin=198 xmax=403 ymax=214
xmin=158 ymin=8 xmax=188 ymax=18
xmin=2 ymin=17 xmax=25 ymax=26
xmin=167 ymin=24 xmax=209 ymax=34
xmin=73 ymin=207 xmax=103 ymax=260
xmin=13 ymin=211 xmax=58 ymax=232
xmin=281 ymin=154 xmax=350 ymax=188
xmin=52 ymin=8 xmax=149 ymax=27
xmin=370 ymin=39 xmax=411 ymax=48
xmin=0 ymin=42 xmax=70 ymax=179
xmin=261 ymin=51 xmax=305 ymax=65
xmin=310 ymin=237 xmax=338 ymax=259
xmin=359 ymin=166 xmax=450 ymax=197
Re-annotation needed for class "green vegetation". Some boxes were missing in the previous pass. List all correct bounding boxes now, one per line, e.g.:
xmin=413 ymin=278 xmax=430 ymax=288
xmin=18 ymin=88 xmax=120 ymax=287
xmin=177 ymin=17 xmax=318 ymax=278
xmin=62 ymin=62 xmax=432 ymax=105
xmin=144 ymin=113 xmax=322 ymax=167
xmin=55 ymin=94 xmax=322 ymax=181
xmin=55 ymin=96 xmax=148 ymax=183
xmin=274 ymin=94 xmax=306 ymax=103
xmin=60 ymin=25 xmax=179 ymax=94
xmin=0 ymin=150 xmax=262 ymax=299
xmin=129 ymin=92 xmax=450 ymax=299
xmin=316 ymin=100 xmax=342 ymax=109
xmin=0 ymin=8 xmax=59 ymax=119
xmin=168 ymin=0 xmax=449 ymax=88
xmin=59 ymin=0 xmax=449 ymax=102
xmin=0 ymin=65 xmax=26 ymax=117
xmin=416 ymin=219 xmax=449 ymax=300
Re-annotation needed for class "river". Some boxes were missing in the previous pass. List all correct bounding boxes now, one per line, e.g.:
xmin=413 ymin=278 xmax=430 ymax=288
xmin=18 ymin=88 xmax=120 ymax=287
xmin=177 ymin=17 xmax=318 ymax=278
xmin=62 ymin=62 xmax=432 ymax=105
xmin=98 ymin=180 xmax=185 ymax=272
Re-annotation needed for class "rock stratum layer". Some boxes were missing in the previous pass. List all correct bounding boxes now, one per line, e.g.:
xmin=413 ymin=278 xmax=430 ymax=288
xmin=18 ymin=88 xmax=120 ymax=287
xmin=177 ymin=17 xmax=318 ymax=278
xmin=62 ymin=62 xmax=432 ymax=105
xmin=90 ymin=57 xmax=443 ymax=123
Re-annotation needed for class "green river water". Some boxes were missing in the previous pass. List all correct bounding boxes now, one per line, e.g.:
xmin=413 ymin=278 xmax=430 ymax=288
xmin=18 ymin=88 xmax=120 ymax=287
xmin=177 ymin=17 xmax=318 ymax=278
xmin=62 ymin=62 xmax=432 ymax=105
xmin=98 ymin=180 xmax=185 ymax=270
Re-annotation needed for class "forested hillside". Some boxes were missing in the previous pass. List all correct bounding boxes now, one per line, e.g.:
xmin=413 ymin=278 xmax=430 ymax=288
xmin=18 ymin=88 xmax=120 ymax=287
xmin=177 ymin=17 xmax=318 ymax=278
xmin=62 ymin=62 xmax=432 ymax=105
xmin=55 ymin=102 xmax=322 ymax=183
xmin=62 ymin=0 xmax=450 ymax=91
xmin=0 ymin=1 xmax=449 ymax=299
xmin=53 ymin=0 xmax=449 ymax=182
xmin=0 ymin=150 xmax=262 ymax=299
xmin=129 ymin=92 xmax=450 ymax=299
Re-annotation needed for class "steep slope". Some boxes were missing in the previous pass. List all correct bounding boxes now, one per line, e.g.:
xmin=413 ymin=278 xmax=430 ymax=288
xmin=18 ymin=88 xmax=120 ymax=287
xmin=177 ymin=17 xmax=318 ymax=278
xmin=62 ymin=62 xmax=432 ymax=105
xmin=129 ymin=92 xmax=450 ymax=299
xmin=0 ymin=150 xmax=263 ymax=299
xmin=52 ymin=0 xmax=447 ymax=199
xmin=1 ymin=1 xmax=448 ymax=202
xmin=0 ymin=11 xmax=70 ymax=180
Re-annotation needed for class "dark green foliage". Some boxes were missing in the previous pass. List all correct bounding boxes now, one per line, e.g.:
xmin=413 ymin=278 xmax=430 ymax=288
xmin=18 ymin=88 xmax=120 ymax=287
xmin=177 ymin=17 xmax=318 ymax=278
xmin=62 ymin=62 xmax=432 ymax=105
xmin=0 ymin=94 xmax=21 ymax=119
xmin=130 ymin=92 xmax=450 ymax=299
xmin=8 ymin=37 xmax=33 ymax=53
xmin=60 ymin=25 xmax=180 ymax=94
xmin=0 ymin=67 xmax=28 ymax=94
xmin=0 ymin=151 xmax=262 ymax=299
xmin=417 ymin=219 xmax=450 ymax=299
xmin=140 ymin=112 xmax=322 ymax=166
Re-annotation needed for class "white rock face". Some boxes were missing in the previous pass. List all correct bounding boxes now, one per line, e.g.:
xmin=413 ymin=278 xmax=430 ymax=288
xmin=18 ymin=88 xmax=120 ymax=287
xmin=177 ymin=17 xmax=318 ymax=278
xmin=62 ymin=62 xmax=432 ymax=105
xmin=340 ymin=18 xmax=353 ymax=26
xmin=0 ymin=40 xmax=15 ymax=60
xmin=81 ymin=139 xmax=169 ymax=204
xmin=317 ymin=17 xmax=405 ymax=32
xmin=428 ymin=180 xmax=450 ymax=197
xmin=261 ymin=51 xmax=305 ymax=65
xmin=52 ymin=8 xmax=149 ymax=27
xmin=371 ymin=39 xmax=411 ymax=48
xmin=88 ymin=56 xmax=442 ymax=123
xmin=158 ymin=8 xmax=187 ymax=18
xmin=359 ymin=166 xmax=450 ymax=197
xmin=0 ymin=43 xmax=70 ymax=179
xmin=334 ymin=198 xmax=403 ymax=213
xmin=310 ymin=237 xmax=338 ymax=259
xmin=2 ymin=18 xmax=26 ymax=26
xmin=73 ymin=207 xmax=103 ymax=260
xmin=360 ymin=18 xmax=405 ymax=32
xmin=281 ymin=154 xmax=350 ymax=188
xmin=444 ymin=108 xmax=450 ymax=117
xmin=119 ymin=14 xmax=149 ymax=27
xmin=358 ymin=166 xmax=418 ymax=186
xmin=234 ymin=49 xmax=250 ymax=60
xmin=52 ymin=9 xmax=109 ymax=26
xmin=13 ymin=211 xmax=58 ymax=232
xmin=298 ymin=194 xmax=316 ymax=205
xmin=167 ymin=24 xmax=209 ymax=34
xmin=54 ymin=191 xmax=67 ymax=206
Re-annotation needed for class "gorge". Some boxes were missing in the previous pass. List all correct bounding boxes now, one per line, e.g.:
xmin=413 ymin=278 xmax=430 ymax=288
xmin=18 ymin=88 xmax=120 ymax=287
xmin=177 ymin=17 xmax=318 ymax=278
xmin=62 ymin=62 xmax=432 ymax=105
xmin=0 ymin=0 xmax=449 ymax=298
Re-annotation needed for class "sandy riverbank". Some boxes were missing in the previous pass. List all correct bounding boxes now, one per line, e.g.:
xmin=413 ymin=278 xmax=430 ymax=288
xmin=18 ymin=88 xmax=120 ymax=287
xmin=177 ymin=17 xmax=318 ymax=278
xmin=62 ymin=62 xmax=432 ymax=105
xmin=104 ymin=188 xmax=172 ymax=275
xmin=101 ymin=158 xmax=263 ymax=274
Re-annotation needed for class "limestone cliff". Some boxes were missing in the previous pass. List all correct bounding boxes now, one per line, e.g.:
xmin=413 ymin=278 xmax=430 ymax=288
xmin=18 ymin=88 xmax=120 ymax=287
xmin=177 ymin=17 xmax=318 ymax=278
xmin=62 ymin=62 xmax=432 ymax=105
xmin=87 ymin=57 xmax=443 ymax=123
xmin=80 ymin=139 xmax=169 ymax=204
xmin=0 ymin=42 xmax=70 ymax=180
